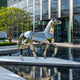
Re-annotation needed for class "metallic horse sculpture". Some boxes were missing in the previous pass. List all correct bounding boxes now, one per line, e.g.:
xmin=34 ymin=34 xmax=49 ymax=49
xmin=18 ymin=19 xmax=62 ymax=59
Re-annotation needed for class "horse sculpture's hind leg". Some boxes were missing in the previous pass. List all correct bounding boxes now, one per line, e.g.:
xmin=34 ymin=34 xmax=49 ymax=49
xmin=43 ymin=44 xmax=49 ymax=58
xmin=30 ymin=42 xmax=37 ymax=58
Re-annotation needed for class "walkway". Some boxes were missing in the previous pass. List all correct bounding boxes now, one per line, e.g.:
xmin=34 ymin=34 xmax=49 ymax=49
xmin=0 ymin=66 xmax=25 ymax=80
xmin=0 ymin=45 xmax=27 ymax=55
xmin=0 ymin=56 xmax=80 ymax=68
xmin=0 ymin=45 xmax=19 ymax=54
xmin=55 ymin=43 xmax=80 ymax=48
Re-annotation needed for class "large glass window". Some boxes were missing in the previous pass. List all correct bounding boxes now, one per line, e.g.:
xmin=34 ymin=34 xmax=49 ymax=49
xmin=55 ymin=18 xmax=69 ymax=42
xmin=18 ymin=1 xmax=23 ymax=9
xmin=14 ymin=3 xmax=17 ymax=7
xmin=73 ymin=0 xmax=80 ymax=7
xmin=28 ymin=6 xmax=33 ymax=14
xmin=51 ymin=0 xmax=58 ymax=18
xmin=18 ymin=0 xmax=22 ymax=2
xmin=73 ymin=14 xmax=80 ymax=44
xmin=42 ymin=0 xmax=48 ymax=20
xmin=28 ymin=0 xmax=33 ymax=7
xmin=35 ymin=0 xmax=40 ymax=4
xmin=23 ymin=0 xmax=27 ymax=8
xmin=73 ymin=0 xmax=80 ymax=14
xmin=28 ymin=6 xmax=33 ymax=20
xmin=61 ymin=0 xmax=69 ymax=17
xmin=35 ymin=1 xmax=40 ymax=31
xmin=35 ymin=4 xmax=40 ymax=20
xmin=14 ymin=0 xmax=17 ymax=4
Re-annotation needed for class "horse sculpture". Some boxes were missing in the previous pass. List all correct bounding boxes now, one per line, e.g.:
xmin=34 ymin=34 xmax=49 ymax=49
xmin=18 ymin=19 xmax=62 ymax=59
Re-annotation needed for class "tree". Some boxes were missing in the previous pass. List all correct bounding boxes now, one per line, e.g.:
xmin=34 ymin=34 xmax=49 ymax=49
xmin=0 ymin=7 xmax=32 ymax=42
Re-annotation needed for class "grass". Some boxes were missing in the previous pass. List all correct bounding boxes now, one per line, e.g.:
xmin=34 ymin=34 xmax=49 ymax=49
xmin=0 ymin=42 xmax=17 ymax=46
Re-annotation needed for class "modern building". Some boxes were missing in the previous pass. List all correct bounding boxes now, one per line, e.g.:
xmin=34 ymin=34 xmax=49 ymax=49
xmin=7 ymin=0 xmax=80 ymax=44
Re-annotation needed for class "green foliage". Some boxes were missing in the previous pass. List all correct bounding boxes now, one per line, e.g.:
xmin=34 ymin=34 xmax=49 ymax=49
xmin=26 ymin=78 xmax=30 ymax=80
xmin=0 ymin=42 xmax=17 ymax=46
xmin=0 ymin=7 xmax=32 ymax=42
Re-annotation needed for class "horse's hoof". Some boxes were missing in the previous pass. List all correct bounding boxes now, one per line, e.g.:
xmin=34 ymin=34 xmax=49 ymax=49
xmin=35 ymin=56 xmax=38 ymax=59
xmin=52 ymin=56 xmax=54 ymax=57
xmin=44 ymin=56 xmax=46 ymax=59
xmin=21 ymin=58 xmax=24 ymax=61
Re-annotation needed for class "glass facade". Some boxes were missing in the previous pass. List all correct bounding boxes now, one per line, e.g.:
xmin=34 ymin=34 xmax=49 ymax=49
xmin=42 ymin=0 xmax=48 ymax=20
xmin=73 ymin=0 xmax=80 ymax=14
xmin=73 ymin=15 xmax=80 ymax=43
xmin=28 ymin=0 xmax=33 ymax=7
xmin=61 ymin=0 xmax=69 ymax=17
xmin=35 ymin=0 xmax=40 ymax=30
xmin=72 ymin=0 xmax=80 ymax=44
xmin=55 ymin=18 xmax=69 ymax=42
xmin=51 ymin=0 xmax=58 ymax=18
xmin=23 ymin=0 xmax=27 ymax=8
xmin=7 ymin=0 xmax=80 ymax=44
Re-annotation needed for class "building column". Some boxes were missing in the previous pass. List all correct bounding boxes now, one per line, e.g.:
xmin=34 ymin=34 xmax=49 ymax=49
xmin=48 ymin=0 xmax=51 ymax=19
xmin=69 ymin=0 xmax=73 ymax=43
xmin=40 ymin=0 xmax=42 ymax=20
xmin=58 ymin=0 xmax=61 ymax=18
xmin=33 ymin=0 xmax=35 ymax=31
xmin=27 ymin=0 xmax=29 ymax=12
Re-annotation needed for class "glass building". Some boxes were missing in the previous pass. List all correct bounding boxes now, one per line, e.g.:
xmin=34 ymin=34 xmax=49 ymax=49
xmin=7 ymin=0 xmax=80 ymax=44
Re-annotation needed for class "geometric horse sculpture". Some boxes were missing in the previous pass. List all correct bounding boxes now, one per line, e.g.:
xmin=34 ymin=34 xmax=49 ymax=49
xmin=18 ymin=19 xmax=62 ymax=59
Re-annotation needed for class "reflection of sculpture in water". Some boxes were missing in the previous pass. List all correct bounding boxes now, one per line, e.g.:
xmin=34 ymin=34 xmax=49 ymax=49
xmin=17 ymin=67 xmax=61 ymax=80
xmin=35 ymin=67 xmax=61 ymax=80
xmin=18 ymin=19 xmax=62 ymax=59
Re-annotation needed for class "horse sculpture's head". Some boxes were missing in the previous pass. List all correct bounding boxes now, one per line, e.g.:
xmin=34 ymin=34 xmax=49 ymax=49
xmin=51 ymin=18 xmax=62 ymax=25
xmin=44 ymin=18 xmax=62 ymax=33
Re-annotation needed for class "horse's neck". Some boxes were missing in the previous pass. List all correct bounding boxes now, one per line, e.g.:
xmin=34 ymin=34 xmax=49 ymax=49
xmin=44 ymin=20 xmax=52 ymax=33
xmin=49 ymin=27 xmax=54 ymax=35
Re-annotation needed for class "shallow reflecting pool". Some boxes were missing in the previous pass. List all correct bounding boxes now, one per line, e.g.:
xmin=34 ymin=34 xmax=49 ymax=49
xmin=1 ymin=46 xmax=80 ymax=80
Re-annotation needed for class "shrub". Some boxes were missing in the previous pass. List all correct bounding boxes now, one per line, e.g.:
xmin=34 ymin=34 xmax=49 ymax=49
xmin=0 ymin=42 xmax=17 ymax=46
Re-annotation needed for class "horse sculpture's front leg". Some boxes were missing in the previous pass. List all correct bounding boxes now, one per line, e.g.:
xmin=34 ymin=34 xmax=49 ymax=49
xmin=52 ymin=47 xmax=57 ymax=57
xmin=51 ymin=43 xmax=58 ymax=57
xmin=30 ymin=41 xmax=37 ymax=58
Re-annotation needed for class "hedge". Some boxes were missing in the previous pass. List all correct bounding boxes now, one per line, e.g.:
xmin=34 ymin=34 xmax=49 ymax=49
xmin=0 ymin=42 xmax=17 ymax=46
